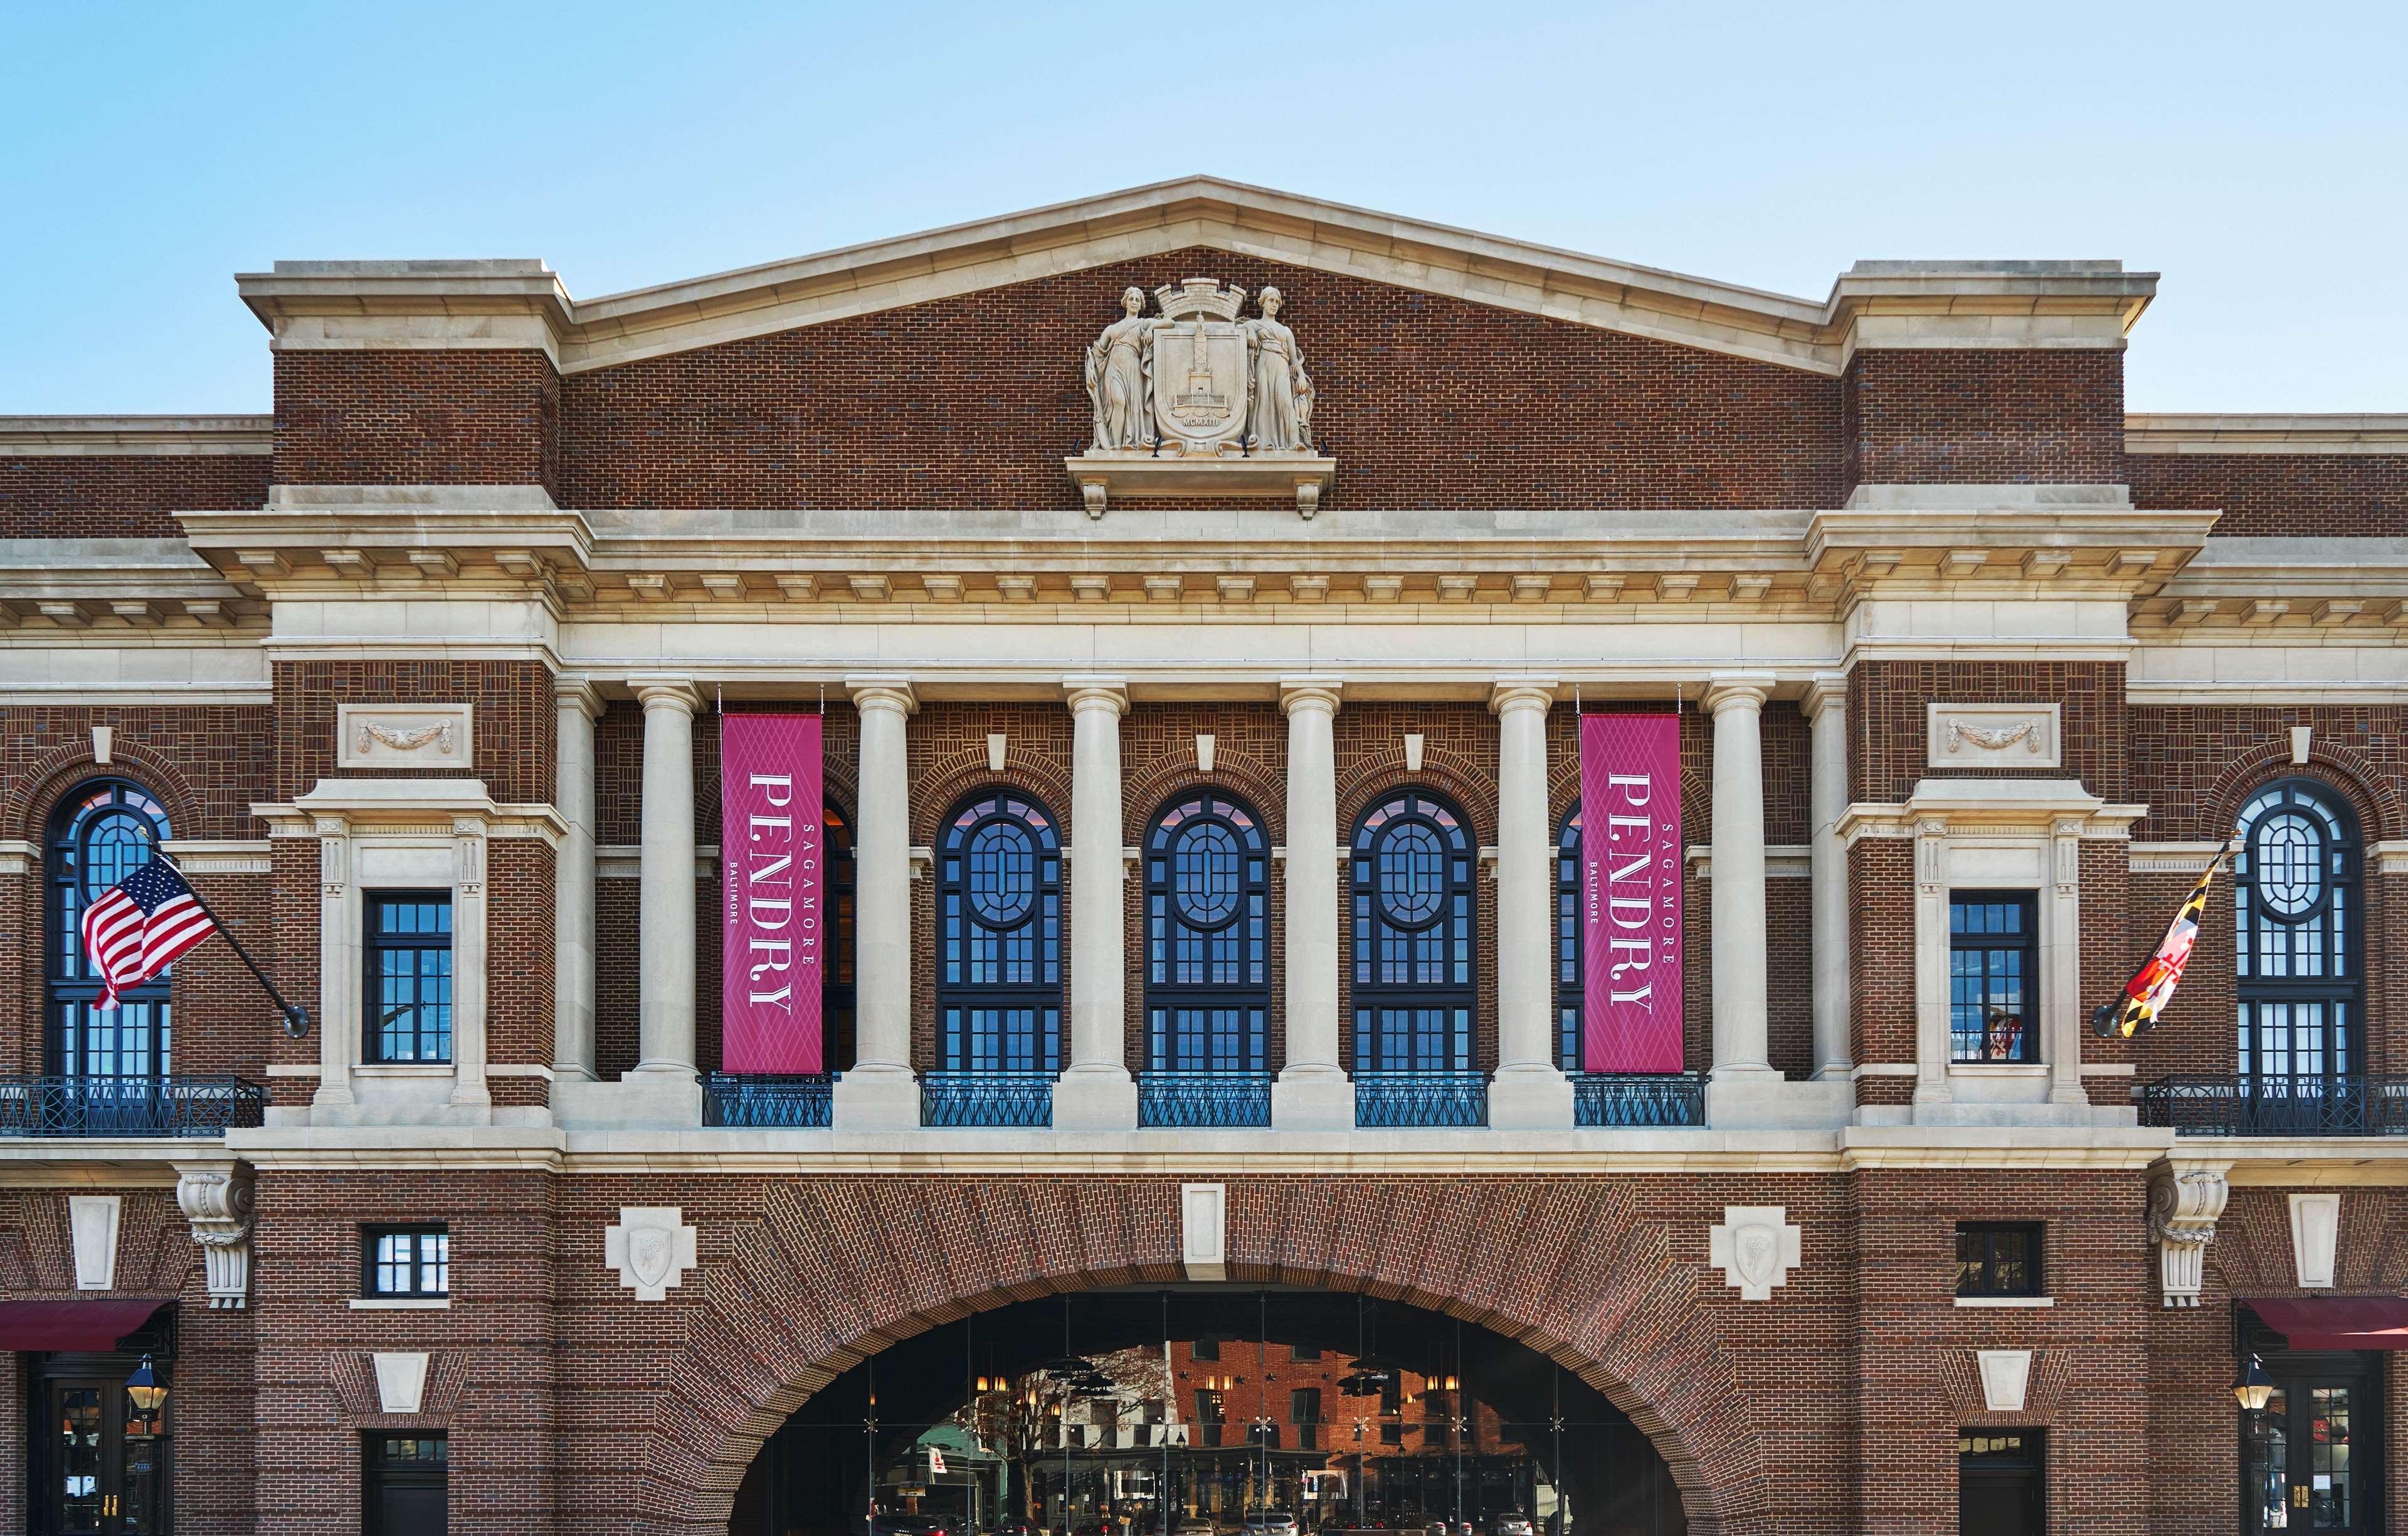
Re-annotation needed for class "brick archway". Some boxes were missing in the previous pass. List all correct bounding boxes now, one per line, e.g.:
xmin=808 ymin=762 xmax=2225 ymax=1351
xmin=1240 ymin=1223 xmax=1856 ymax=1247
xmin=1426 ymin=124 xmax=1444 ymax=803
xmin=604 ymin=1178 xmax=1774 ymax=1536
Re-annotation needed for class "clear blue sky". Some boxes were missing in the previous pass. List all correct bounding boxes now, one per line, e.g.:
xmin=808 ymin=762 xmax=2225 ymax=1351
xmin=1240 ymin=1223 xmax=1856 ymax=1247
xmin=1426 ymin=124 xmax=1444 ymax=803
xmin=4 ymin=1 xmax=2402 ymax=415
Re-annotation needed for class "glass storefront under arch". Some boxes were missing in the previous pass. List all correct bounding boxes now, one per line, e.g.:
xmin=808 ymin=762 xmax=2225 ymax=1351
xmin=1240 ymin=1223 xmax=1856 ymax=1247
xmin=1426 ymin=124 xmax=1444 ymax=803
xmin=732 ymin=1287 xmax=1684 ymax=1536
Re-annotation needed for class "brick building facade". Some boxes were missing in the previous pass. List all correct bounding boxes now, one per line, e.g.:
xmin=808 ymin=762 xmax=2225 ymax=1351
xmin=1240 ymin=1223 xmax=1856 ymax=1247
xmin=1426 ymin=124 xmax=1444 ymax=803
xmin=1 ymin=177 xmax=2404 ymax=1534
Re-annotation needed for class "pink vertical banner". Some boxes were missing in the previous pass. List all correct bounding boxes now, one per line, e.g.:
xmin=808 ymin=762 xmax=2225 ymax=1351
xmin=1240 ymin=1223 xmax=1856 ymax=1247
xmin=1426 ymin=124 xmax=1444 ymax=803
xmin=1581 ymin=713 xmax=1685 ymax=1073
xmin=720 ymin=714 xmax=824 ymax=1073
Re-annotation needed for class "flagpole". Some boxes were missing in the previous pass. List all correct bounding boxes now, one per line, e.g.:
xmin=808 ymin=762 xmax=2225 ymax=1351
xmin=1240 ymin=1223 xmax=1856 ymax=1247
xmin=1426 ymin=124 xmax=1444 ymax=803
xmin=135 ymin=834 xmax=312 ymax=1039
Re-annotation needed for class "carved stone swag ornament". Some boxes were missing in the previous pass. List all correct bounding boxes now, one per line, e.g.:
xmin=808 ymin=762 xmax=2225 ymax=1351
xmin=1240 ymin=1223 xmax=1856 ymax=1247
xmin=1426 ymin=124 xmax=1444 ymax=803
xmin=1069 ymin=278 xmax=1336 ymax=520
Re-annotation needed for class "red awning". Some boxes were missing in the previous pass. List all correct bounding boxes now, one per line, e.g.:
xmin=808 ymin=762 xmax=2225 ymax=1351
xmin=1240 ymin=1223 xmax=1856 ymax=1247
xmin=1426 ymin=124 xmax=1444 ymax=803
xmin=2247 ymin=1297 xmax=2408 ymax=1351
xmin=0 ymin=1298 xmax=171 ymax=1352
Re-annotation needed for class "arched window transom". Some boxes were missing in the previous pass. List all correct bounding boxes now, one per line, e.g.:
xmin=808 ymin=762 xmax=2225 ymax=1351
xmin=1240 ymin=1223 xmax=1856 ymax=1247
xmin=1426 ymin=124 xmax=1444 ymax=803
xmin=937 ymin=791 xmax=1062 ymax=1073
xmin=2236 ymin=779 xmax=2360 ymax=1081
xmin=1351 ymin=788 xmax=1476 ymax=1073
xmin=1144 ymin=793 xmax=1270 ymax=1073
xmin=46 ymin=780 xmax=175 ymax=1079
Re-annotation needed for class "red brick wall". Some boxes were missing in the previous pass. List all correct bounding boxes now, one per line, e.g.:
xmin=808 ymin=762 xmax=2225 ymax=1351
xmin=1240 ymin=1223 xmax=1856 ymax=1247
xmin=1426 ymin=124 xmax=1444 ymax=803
xmin=2131 ymin=451 xmax=2408 ymax=538
xmin=561 ymin=248 xmax=1846 ymax=513
xmin=1843 ymin=349 xmax=2125 ymax=487
xmin=0 ymin=452 xmax=268 ymax=539
xmin=272 ymin=349 xmax=562 ymax=496
xmin=1849 ymin=839 xmax=1916 ymax=1093
xmin=272 ymin=659 xmax=556 ymax=805
xmin=1847 ymin=661 xmax=2127 ymax=805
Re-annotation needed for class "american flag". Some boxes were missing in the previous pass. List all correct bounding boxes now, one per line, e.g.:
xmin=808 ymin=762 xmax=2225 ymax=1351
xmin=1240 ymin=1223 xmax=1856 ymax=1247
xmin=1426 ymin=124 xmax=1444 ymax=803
xmin=79 ymin=859 xmax=217 ymax=1009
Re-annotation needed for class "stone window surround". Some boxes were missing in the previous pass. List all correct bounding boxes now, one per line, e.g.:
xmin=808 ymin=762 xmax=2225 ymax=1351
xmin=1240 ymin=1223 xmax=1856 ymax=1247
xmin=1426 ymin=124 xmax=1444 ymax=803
xmin=261 ymin=778 xmax=562 ymax=1127
xmin=1840 ymin=780 xmax=2143 ymax=1118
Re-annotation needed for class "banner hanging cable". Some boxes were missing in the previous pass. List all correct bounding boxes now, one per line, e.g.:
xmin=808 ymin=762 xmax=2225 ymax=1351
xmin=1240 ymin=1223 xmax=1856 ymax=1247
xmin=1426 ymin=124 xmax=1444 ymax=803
xmin=135 ymin=829 xmax=311 ymax=1039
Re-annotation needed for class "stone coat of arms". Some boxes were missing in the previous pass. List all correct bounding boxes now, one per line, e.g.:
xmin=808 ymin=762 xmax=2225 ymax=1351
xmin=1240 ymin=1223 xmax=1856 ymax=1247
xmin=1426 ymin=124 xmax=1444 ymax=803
xmin=1082 ymin=277 xmax=1316 ymax=458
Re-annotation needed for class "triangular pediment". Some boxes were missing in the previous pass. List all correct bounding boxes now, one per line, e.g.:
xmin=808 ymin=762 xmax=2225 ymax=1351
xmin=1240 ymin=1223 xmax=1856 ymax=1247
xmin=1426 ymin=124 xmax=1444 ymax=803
xmin=240 ymin=177 xmax=2153 ymax=379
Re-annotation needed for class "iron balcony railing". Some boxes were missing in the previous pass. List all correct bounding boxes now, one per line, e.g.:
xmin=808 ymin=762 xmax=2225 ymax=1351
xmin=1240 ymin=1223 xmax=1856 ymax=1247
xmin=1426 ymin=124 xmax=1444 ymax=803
xmin=1138 ymin=1071 xmax=1273 ymax=1128
xmin=2140 ymin=1073 xmax=2408 ymax=1136
xmin=1353 ymin=1071 xmax=1489 ymax=1128
xmin=921 ymin=1070 xmax=1056 ymax=1128
xmin=702 ymin=1073 xmax=835 ymax=1128
xmin=1571 ymin=1072 xmax=1708 ymax=1127
xmin=0 ymin=1075 xmax=267 ymax=1138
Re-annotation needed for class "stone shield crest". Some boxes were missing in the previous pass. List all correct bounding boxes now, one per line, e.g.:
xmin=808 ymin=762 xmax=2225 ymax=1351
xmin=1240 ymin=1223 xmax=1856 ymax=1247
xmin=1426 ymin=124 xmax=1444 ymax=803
xmin=1150 ymin=279 xmax=1252 ymax=453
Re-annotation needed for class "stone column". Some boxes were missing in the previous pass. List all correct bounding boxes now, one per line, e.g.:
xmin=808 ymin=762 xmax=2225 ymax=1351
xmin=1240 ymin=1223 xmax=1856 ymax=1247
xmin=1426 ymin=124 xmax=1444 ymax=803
xmin=1272 ymin=677 xmax=1351 ymax=1130
xmin=1057 ymin=677 xmax=1138 ymax=1130
xmin=631 ymin=679 xmax=702 ymax=1091
xmin=1803 ymin=675 xmax=1853 ymax=1081
xmin=552 ymin=677 xmax=602 ymax=1084
xmin=832 ymin=676 xmax=920 ymax=1129
xmin=1705 ymin=674 xmax=1775 ymax=1081
xmin=1489 ymin=678 xmax=1573 ymax=1127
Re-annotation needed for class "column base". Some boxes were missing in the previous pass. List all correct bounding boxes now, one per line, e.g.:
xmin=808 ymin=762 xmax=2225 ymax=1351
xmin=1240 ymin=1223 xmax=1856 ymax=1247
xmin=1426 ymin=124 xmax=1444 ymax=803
xmin=1052 ymin=1066 xmax=1138 ymax=1131
xmin=1487 ymin=1064 xmax=1575 ymax=1130
xmin=1706 ymin=1067 xmax=1853 ymax=1130
xmin=1272 ymin=1065 xmax=1354 ymax=1131
xmin=830 ymin=1064 xmax=922 ymax=1131
xmin=552 ymin=1066 xmax=704 ymax=1130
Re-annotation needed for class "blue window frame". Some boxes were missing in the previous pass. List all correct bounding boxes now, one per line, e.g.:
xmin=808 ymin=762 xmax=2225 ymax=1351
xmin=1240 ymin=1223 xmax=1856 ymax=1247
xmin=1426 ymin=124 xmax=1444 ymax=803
xmin=824 ymin=800 xmax=857 ymax=1069
xmin=2236 ymin=780 xmax=2361 ymax=1083
xmin=46 ymin=780 xmax=174 ymax=1080
xmin=1143 ymin=792 xmax=1270 ymax=1072
xmin=366 ymin=893 xmax=453 ymax=1064
xmin=936 ymin=790 xmax=1062 ymax=1073
xmin=1556 ymin=805 xmax=1582 ymax=1071
xmin=1350 ymin=787 xmax=1476 ymax=1072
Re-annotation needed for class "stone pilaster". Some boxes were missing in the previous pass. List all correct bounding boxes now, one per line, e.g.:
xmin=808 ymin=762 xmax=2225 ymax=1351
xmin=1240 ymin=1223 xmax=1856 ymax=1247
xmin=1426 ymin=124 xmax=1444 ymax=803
xmin=1056 ymin=677 xmax=1137 ymax=1130
xmin=1272 ymin=677 xmax=1349 ymax=1130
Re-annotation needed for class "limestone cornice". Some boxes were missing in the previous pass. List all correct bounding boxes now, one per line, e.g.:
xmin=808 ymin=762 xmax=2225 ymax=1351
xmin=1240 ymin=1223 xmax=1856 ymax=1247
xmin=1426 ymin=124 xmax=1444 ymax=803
xmin=1806 ymin=499 xmax=2220 ymax=601
xmin=260 ymin=778 xmax=568 ymax=846
xmin=1839 ymin=780 xmax=2146 ymax=845
xmin=238 ymin=177 xmax=2155 ymax=379
xmin=2135 ymin=537 xmax=2408 ymax=629
xmin=0 ymin=538 xmax=261 ymax=630
xmin=0 ymin=415 xmax=272 ymax=456
xmin=2126 ymin=413 xmax=2408 ymax=456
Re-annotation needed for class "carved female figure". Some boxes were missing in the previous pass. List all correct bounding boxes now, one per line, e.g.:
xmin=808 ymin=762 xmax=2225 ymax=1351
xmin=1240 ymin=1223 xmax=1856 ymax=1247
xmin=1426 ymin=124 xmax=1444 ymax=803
xmin=1243 ymin=287 xmax=1314 ymax=452
xmin=1083 ymin=287 xmax=1158 ymax=451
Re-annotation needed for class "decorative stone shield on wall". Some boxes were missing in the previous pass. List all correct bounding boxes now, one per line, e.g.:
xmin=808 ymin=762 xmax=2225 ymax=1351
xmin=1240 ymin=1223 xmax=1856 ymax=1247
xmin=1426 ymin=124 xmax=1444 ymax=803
xmin=606 ymin=1206 xmax=699 ymax=1301
xmin=1709 ymin=1205 xmax=1802 ymax=1301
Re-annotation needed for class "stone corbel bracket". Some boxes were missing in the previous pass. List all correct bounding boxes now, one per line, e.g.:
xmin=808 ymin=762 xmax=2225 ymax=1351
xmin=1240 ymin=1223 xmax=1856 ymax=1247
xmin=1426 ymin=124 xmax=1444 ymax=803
xmin=175 ymin=1160 xmax=256 ymax=1310
xmin=1066 ymin=454 xmax=1337 ymax=521
xmin=2148 ymin=1160 xmax=2232 ymax=1308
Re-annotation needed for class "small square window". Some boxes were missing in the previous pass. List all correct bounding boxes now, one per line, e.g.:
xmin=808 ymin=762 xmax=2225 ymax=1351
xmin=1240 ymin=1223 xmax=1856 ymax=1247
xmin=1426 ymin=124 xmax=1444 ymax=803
xmin=364 ymin=1224 xmax=450 ymax=1298
xmin=1956 ymin=1222 xmax=2043 ymax=1298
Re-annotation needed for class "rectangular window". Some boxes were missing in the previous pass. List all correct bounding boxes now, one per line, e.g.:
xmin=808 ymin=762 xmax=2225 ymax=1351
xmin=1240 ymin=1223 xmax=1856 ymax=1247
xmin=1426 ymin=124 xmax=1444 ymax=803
xmin=364 ymin=1224 xmax=450 ymax=1298
xmin=1955 ymin=1222 xmax=2043 ymax=1298
xmin=1950 ymin=892 xmax=2038 ymax=1062
xmin=364 ymin=1433 xmax=448 ymax=1536
xmin=366 ymin=892 xmax=453 ymax=1064
xmin=1292 ymin=1387 xmax=1322 ymax=1450
xmin=1957 ymin=1429 xmax=2044 ymax=1535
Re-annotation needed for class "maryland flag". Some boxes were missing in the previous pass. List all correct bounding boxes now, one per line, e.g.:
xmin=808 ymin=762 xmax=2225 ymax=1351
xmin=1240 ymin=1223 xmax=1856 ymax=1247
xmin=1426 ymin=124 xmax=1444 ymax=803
xmin=2092 ymin=836 xmax=2240 ymax=1038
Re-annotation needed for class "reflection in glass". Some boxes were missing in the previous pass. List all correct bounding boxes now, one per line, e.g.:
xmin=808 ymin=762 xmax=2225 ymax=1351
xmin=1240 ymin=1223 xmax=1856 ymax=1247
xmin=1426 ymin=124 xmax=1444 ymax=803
xmin=735 ymin=1288 xmax=1685 ymax=1536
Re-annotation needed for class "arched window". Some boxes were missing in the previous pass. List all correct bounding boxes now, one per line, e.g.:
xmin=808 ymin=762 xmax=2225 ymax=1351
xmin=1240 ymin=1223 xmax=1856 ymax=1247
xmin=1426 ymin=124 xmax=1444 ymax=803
xmin=936 ymin=790 xmax=1062 ymax=1073
xmin=2236 ymin=780 xmax=2362 ymax=1083
xmin=46 ymin=780 xmax=174 ymax=1079
xmin=824 ymin=800 xmax=857 ymax=1070
xmin=1556 ymin=807 xmax=1582 ymax=1071
xmin=1350 ymin=787 xmax=1476 ymax=1073
xmin=1143 ymin=792 xmax=1270 ymax=1073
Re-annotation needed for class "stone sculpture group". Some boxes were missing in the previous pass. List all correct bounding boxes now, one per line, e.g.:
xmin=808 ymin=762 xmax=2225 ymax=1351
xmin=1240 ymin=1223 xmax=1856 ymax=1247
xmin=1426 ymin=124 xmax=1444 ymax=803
xmin=1083 ymin=280 xmax=1316 ymax=455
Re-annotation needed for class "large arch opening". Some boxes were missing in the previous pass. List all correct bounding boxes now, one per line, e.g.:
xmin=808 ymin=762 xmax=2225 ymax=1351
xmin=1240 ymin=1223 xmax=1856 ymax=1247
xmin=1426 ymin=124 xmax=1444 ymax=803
xmin=731 ymin=1286 xmax=1685 ymax=1536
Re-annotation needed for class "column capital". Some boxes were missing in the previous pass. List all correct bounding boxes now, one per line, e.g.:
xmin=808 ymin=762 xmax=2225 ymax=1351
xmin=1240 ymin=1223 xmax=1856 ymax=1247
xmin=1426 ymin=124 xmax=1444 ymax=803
xmin=628 ymin=677 xmax=702 ymax=714
xmin=1279 ymin=675 xmax=1344 ymax=716
xmin=844 ymin=674 xmax=919 ymax=716
xmin=1488 ymin=676 xmax=1560 ymax=716
xmin=1802 ymin=671 xmax=1849 ymax=722
xmin=1703 ymin=672 xmax=1777 ymax=716
xmin=1062 ymin=675 xmax=1131 ymax=716
xmin=554 ymin=674 xmax=605 ymax=721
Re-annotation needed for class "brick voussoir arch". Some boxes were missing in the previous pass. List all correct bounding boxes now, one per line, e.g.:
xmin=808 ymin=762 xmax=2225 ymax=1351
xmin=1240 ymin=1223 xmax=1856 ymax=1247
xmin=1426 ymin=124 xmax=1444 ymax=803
xmin=6 ymin=741 xmax=210 ymax=844
xmin=1337 ymin=743 xmax=1496 ymax=844
xmin=1122 ymin=744 xmax=1287 ymax=844
xmin=2202 ymin=743 xmax=2402 ymax=843
xmin=912 ymin=754 xmax=1077 ymax=845
xmin=629 ymin=1178 xmax=1772 ymax=1536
